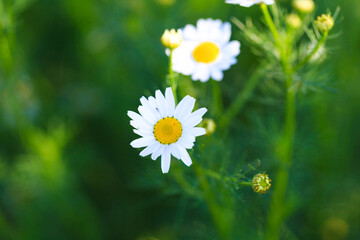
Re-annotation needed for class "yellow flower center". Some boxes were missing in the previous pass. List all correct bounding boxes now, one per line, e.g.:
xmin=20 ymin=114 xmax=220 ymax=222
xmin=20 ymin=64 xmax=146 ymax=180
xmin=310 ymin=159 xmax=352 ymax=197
xmin=192 ymin=41 xmax=220 ymax=63
xmin=153 ymin=117 xmax=182 ymax=145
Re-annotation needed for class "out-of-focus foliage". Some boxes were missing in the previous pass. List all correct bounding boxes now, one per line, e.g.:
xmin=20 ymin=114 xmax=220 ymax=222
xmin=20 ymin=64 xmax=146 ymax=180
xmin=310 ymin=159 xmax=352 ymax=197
xmin=0 ymin=0 xmax=359 ymax=239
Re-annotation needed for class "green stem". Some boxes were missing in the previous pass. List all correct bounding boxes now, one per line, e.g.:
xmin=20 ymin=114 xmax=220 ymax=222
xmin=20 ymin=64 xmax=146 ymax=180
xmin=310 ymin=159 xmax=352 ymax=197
xmin=0 ymin=31 xmax=14 ymax=75
xmin=266 ymin=72 xmax=296 ymax=240
xmin=239 ymin=181 xmax=252 ymax=187
xmin=260 ymin=4 xmax=297 ymax=239
xmin=219 ymin=64 xmax=266 ymax=129
xmin=172 ymin=167 xmax=198 ymax=197
xmin=260 ymin=3 xmax=282 ymax=50
xmin=211 ymin=80 xmax=223 ymax=117
xmin=294 ymin=31 xmax=328 ymax=71
xmin=193 ymin=163 xmax=232 ymax=240
xmin=168 ymin=49 xmax=178 ymax=103
xmin=260 ymin=3 xmax=289 ymax=73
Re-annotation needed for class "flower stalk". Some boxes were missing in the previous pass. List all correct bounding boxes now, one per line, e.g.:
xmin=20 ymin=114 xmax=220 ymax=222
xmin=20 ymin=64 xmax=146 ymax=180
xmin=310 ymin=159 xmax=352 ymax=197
xmin=294 ymin=31 xmax=328 ymax=71
xmin=212 ymin=80 xmax=223 ymax=117
xmin=168 ymin=49 xmax=178 ymax=103
xmin=219 ymin=63 xmax=267 ymax=129
xmin=193 ymin=162 xmax=233 ymax=240
xmin=260 ymin=4 xmax=298 ymax=240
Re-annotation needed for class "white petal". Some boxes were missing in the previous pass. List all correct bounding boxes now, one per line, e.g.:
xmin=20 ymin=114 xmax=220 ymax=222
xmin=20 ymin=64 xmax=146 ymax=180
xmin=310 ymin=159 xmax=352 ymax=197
xmin=130 ymin=120 xmax=153 ymax=132
xmin=172 ymin=42 xmax=197 ymax=75
xmin=190 ymin=107 xmax=207 ymax=119
xmin=130 ymin=137 xmax=154 ymax=148
xmin=165 ymin=87 xmax=175 ymax=116
xmin=138 ymin=106 xmax=157 ymax=124
xmin=191 ymin=64 xmax=211 ymax=82
xmin=211 ymin=69 xmax=224 ymax=81
xmin=178 ymin=134 xmax=195 ymax=149
xmin=183 ymin=107 xmax=207 ymax=128
xmin=127 ymin=111 xmax=142 ymax=122
xmin=218 ymin=22 xmax=231 ymax=45
xmin=264 ymin=0 xmax=275 ymax=4
xmin=133 ymin=128 xmax=152 ymax=137
xmin=182 ymin=24 xmax=199 ymax=41
xmin=140 ymin=142 xmax=160 ymax=157
xmin=170 ymin=144 xmax=181 ymax=160
xmin=174 ymin=96 xmax=196 ymax=121
xmin=225 ymin=0 xmax=257 ymax=7
xmin=178 ymin=145 xmax=192 ymax=166
xmin=151 ymin=144 xmax=164 ymax=160
xmin=155 ymin=90 xmax=167 ymax=117
xmin=140 ymin=97 xmax=161 ymax=120
xmin=183 ymin=117 xmax=203 ymax=128
xmin=223 ymin=40 xmax=240 ymax=57
xmin=161 ymin=147 xmax=171 ymax=173
xmin=190 ymin=127 xmax=206 ymax=137
xmin=148 ymin=96 xmax=158 ymax=109
xmin=128 ymin=111 xmax=152 ymax=129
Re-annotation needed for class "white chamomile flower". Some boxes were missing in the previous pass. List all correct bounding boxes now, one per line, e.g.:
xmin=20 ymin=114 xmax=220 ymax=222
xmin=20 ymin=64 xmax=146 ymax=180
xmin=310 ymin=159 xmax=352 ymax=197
xmin=225 ymin=0 xmax=274 ymax=7
xmin=128 ymin=87 xmax=207 ymax=173
xmin=172 ymin=18 xmax=240 ymax=82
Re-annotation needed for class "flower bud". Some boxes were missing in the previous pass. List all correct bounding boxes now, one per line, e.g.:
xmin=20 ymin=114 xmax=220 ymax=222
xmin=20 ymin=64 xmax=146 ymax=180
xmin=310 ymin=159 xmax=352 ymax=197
xmin=293 ymin=0 xmax=315 ymax=13
xmin=156 ymin=0 xmax=176 ymax=6
xmin=286 ymin=13 xmax=302 ymax=29
xmin=161 ymin=29 xmax=182 ymax=50
xmin=321 ymin=217 xmax=349 ymax=240
xmin=200 ymin=118 xmax=216 ymax=136
xmin=314 ymin=14 xmax=334 ymax=33
xmin=252 ymin=173 xmax=271 ymax=194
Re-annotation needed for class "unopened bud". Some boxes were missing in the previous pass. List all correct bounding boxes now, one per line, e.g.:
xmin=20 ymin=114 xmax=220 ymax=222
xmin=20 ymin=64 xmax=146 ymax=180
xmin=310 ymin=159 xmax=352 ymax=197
xmin=286 ymin=14 xmax=302 ymax=29
xmin=199 ymin=118 xmax=216 ymax=135
xmin=161 ymin=29 xmax=182 ymax=50
xmin=314 ymin=14 xmax=334 ymax=33
xmin=293 ymin=0 xmax=315 ymax=13
xmin=252 ymin=173 xmax=271 ymax=194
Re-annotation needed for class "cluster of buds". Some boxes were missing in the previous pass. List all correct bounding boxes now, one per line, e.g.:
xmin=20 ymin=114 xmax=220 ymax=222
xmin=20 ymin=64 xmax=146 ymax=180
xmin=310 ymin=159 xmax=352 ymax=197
xmin=314 ymin=14 xmax=334 ymax=33
xmin=293 ymin=0 xmax=315 ymax=13
xmin=252 ymin=173 xmax=272 ymax=194
xmin=161 ymin=29 xmax=182 ymax=50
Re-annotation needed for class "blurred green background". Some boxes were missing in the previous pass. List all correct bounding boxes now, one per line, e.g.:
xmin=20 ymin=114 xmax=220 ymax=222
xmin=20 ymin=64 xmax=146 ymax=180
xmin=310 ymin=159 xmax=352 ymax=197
xmin=0 ymin=0 xmax=359 ymax=239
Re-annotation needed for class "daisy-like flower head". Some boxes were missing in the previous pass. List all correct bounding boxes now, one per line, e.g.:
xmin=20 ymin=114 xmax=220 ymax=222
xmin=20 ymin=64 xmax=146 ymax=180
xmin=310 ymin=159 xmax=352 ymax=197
xmin=225 ymin=0 xmax=274 ymax=7
xmin=172 ymin=19 xmax=240 ymax=82
xmin=128 ymin=87 xmax=207 ymax=173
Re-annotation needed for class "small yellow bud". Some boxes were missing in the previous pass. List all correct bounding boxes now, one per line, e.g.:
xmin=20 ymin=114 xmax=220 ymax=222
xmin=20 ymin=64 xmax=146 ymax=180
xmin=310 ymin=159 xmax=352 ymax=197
xmin=293 ymin=0 xmax=315 ymax=13
xmin=286 ymin=14 xmax=302 ymax=29
xmin=321 ymin=217 xmax=349 ymax=240
xmin=161 ymin=29 xmax=182 ymax=50
xmin=252 ymin=173 xmax=271 ymax=194
xmin=314 ymin=14 xmax=334 ymax=33
xmin=156 ymin=0 xmax=176 ymax=6
xmin=200 ymin=118 xmax=216 ymax=136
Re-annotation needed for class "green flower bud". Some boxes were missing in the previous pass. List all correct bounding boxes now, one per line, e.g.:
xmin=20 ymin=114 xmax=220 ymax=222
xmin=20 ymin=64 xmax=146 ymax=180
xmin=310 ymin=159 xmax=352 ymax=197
xmin=199 ymin=118 xmax=216 ymax=136
xmin=286 ymin=13 xmax=302 ymax=29
xmin=314 ymin=14 xmax=334 ymax=33
xmin=252 ymin=173 xmax=271 ymax=194
xmin=293 ymin=0 xmax=315 ymax=14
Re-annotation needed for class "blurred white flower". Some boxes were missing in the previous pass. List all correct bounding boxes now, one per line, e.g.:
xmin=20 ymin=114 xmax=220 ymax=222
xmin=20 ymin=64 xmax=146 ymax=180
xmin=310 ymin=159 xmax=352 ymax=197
xmin=172 ymin=19 xmax=240 ymax=82
xmin=128 ymin=87 xmax=207 ymax=173
xmin=225 ymin=0 xmax=274 ymax=7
